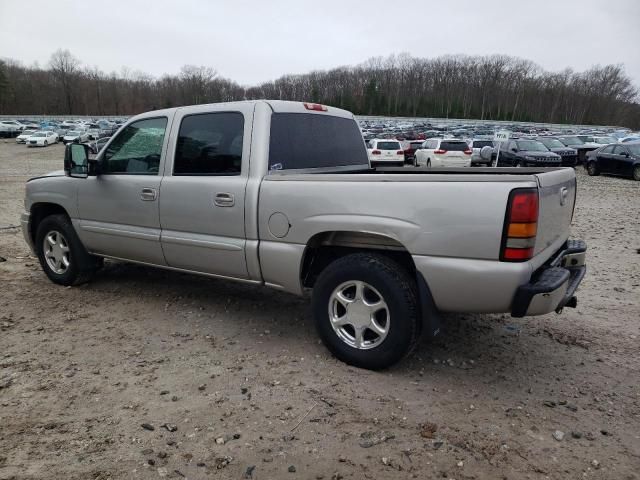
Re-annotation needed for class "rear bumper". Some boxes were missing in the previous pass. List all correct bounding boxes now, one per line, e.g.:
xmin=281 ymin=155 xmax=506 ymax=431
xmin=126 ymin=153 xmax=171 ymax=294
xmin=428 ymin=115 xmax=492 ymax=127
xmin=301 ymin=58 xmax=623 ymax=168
xmin=511 ymin=239 xmax=587 ymax=317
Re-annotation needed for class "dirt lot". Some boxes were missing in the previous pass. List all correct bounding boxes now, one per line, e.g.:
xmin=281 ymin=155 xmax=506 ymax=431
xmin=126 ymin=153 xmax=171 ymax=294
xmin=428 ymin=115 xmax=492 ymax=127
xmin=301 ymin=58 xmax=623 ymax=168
xmin=0 ymin=141 xmax=639 ymax=480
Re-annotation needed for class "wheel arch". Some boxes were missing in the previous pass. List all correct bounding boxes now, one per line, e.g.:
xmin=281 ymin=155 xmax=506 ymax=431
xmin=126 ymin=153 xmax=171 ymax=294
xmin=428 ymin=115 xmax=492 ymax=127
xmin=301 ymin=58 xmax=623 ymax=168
xmin=29 ymin=203 xmax=70 ymax=244
xmin=300 ymin=230 xmax=417 ymax=289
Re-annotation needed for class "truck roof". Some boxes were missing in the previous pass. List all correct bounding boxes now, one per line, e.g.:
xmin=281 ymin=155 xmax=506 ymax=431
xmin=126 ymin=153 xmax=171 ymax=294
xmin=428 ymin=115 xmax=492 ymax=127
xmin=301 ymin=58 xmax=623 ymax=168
xmin=129 ymin=100 xmax=356 ymax=122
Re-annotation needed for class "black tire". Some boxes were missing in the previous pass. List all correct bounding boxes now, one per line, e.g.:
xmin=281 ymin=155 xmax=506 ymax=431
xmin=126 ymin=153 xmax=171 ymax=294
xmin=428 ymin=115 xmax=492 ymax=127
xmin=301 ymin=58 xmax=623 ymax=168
xmin=586 ymin=161 xmax=599 ymax=176
xmin=44 ymin=140 xmax=48 ymax=146
xmin=514 ymin=161 xmax=522 ymax=168
xmin=35 ymin=214 xmax=101 ymax=286
xmin=632 ymin=165 xmax=640 ymax=181
xmin=311 ymin=253 xmax=420 ymax=370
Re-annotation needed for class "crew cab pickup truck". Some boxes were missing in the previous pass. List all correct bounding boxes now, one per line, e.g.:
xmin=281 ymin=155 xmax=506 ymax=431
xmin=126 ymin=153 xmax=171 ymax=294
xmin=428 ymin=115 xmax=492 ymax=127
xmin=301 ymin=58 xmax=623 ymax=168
xmin=21 ymin=100 xmax=587 ymax=370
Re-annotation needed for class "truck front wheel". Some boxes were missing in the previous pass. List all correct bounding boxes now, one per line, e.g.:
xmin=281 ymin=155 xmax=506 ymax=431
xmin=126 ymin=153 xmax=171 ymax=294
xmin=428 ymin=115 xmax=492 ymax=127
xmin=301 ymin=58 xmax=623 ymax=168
xmin=311 ymin=253 xmax=419 ymax=370
xmin=35 ymin=214 xmax=101 ymax=286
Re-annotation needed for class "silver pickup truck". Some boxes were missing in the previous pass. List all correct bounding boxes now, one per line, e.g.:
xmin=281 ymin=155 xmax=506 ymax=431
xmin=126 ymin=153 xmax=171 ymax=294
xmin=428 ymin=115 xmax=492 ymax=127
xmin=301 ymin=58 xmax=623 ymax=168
xmin=21 ymin=100 xmax=586 ymax=370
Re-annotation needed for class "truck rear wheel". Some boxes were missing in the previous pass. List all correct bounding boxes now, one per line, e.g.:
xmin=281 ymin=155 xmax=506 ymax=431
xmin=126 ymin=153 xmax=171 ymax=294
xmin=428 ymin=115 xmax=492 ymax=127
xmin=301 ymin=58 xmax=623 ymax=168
xmin=35 ymin=214 xmax=101 ymax=286
xmin=311 ymin=253 xmax=419 ymax=370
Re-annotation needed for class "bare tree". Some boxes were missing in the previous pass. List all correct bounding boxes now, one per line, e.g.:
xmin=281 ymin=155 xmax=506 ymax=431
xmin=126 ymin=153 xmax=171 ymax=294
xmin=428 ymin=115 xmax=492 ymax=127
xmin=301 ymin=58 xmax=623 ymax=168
xmin=49 ymin=49 xmax=80 ymax=114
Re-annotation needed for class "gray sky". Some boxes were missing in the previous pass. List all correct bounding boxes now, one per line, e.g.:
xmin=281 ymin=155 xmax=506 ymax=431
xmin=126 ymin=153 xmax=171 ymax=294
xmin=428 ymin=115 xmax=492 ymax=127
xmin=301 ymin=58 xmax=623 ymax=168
xmin=1 ymin=0 xmax=639 ymax=87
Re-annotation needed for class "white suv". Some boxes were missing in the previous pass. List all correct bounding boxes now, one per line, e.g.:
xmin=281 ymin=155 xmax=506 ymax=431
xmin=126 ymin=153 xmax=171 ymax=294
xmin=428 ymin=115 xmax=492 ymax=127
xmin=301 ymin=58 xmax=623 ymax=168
xmin=415 ymin=138 xmax=472 ymax=167
xmin=366 ymin=139 xmax=405 ymax=166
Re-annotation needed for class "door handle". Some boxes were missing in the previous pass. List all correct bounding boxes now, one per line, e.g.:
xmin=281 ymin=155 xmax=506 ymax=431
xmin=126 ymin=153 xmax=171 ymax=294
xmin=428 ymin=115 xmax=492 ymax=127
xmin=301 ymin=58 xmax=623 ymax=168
xmin=214 ymin=192 xmax=235 ymax=207
xmin=140 ymin=187 xmax=157 ymax=201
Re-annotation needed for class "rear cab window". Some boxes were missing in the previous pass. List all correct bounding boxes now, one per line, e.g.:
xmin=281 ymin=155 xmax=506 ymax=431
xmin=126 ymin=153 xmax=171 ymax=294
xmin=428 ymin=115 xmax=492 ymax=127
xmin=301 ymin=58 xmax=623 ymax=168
xmin=269 ymin=113 xmax=368 ymax=171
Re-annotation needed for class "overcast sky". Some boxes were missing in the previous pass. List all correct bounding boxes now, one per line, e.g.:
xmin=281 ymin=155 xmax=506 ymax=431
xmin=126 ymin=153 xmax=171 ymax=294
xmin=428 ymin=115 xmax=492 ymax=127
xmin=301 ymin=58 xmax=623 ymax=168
xmin=1 ymin=0 xmax=639 ymax=87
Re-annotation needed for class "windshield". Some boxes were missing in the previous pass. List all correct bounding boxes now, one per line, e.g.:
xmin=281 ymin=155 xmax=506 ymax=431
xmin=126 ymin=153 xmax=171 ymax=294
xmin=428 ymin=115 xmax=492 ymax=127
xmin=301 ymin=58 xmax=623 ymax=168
xmin=33 ymin=132 xmax=47 ymax=137
xmin=472 ymin=140 xmax=493 ymax=148
xmin=558 ymin=136 xmax=584 ymax=145
xmin=539 ymin=138 xmax=565 ymax=148
xmin=376 ymin=141 xmax=401 ymax=150
xmin=67 ymin=130 xmax=81 ymax=135
xmin=516 ymin=140 xmax=548 ymax=152
xmin=22 ymin=130 xmax=36 ymax=135
xmin=627 ymin=144 xmax=640 ymax=155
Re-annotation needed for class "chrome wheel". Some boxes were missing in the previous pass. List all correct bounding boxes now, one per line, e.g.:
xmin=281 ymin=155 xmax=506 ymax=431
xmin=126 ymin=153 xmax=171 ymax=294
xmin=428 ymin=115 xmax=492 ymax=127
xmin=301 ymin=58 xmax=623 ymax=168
xmin=43 ymin=230 xmax=70 ymax=274
xmin=328 ymin=280 xmax=390 ymax=350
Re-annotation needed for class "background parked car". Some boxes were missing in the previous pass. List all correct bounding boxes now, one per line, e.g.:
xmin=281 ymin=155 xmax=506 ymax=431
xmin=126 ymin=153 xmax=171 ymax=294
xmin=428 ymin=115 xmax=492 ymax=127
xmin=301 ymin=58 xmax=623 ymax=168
xmin=556 ymin=135 xmax=600 ymax=164
xmin=16 ymin=129 xmax=38 ymax=144
xmin=85 ymin=136 xmax=111 ymax=154
xmin=0 ymin=120 xmax=25 ymax=137
xmin=468 ymin=138 xmax=494 ymax=166
xmin=496 ymin=139 xmax=562 ymax=167
xmin=366 ymin=139 xmax=405 ymax=166
xmin=26 ymin=130 xmax=58 ymax=147
xmin=537 ymin=137 xmax=579 ymax=166
xmin=402 ymin=140 xmax=424 ymax=165
xmin=416 ymin=138 xmax=472 ymax=167
xmin=585 ymin=142 xmax=640 ymax=180
xmin=62 ymin=129 xmax=89 ymax=144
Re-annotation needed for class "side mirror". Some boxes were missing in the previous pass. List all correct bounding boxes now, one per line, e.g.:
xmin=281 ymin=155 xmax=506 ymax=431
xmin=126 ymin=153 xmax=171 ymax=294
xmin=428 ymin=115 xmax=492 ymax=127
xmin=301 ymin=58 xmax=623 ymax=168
xmin=64 ymin=143 xmax=90 ymax=178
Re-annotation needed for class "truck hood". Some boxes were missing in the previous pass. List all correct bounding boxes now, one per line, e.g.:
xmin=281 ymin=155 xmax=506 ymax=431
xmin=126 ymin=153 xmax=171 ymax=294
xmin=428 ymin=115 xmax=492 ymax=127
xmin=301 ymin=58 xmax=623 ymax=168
xmin=27 ymin=170 xmax=65 ymax=182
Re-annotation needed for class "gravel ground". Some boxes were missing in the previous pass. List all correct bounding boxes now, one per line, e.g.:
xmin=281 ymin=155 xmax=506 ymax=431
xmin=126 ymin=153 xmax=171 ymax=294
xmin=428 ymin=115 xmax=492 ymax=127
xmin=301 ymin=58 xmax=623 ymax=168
xmin=0 ymin=141 xmax=639 ymax=480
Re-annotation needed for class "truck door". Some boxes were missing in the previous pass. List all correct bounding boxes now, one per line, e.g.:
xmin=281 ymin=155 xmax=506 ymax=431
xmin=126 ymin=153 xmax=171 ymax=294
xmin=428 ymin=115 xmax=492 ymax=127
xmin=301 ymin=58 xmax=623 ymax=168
xmin=159 ymin=104 xmax=254 ymax=279
xmin=76 ymin=116 xmax=171 ymax=265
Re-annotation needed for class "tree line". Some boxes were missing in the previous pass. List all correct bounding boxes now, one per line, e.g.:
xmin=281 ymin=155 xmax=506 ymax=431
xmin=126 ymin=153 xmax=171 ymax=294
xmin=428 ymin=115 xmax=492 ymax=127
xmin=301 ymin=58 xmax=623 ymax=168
xmin=1 ymin=49 xmax=639 ymax=128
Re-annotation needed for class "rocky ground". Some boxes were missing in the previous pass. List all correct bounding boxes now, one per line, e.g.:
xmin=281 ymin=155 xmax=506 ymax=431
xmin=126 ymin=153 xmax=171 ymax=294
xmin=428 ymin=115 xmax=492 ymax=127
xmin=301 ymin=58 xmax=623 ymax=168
xmin=0 ymin=141 xmax=638 ymax=480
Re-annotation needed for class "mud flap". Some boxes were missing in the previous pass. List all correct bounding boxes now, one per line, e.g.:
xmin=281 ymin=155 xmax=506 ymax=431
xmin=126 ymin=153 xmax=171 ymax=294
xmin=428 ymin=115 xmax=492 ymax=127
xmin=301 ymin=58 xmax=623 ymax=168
xmin=416 ymin=272 xmax=442 ymax=338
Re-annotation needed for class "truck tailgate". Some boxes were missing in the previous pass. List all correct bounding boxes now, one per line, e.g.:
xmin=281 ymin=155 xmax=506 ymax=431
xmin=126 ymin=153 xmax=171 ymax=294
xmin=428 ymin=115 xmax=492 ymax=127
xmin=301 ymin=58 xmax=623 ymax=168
xmin=534 ymin=168 xmax=576 ymax=255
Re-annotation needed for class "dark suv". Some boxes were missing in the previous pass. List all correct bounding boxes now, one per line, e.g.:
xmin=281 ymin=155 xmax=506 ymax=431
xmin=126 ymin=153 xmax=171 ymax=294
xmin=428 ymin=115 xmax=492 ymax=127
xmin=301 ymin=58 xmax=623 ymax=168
xmin=496 ymin=139 xmax=562 ymax=167
xmin=537 ymin=137 xmax=578 ymax=167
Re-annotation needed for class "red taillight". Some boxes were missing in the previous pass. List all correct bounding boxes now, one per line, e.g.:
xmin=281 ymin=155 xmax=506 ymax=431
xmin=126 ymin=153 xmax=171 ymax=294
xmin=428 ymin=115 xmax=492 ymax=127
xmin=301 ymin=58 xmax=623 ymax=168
xmin=501 ymin=188 xmax=539 ymax=262
xmin=371 ymin=150 xmax=381 ymax=155
xmin=397 ymin=150 xmax=404 ymax=155
xmin=509 ymin=190 xmax=539 ymax=223
xmin=463 ymin=148 xmax=472 ymax=155
xmin=434 ymin=149 xmax=447 ymax=154
xmin=303 ymin=102 xmax=328 ymax=111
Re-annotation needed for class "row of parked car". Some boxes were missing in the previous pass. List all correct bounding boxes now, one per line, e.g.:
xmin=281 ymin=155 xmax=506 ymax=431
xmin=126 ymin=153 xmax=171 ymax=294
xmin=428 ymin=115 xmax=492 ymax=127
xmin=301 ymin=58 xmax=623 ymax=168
xmin=366 ymin=135 xmax=640 ymax=180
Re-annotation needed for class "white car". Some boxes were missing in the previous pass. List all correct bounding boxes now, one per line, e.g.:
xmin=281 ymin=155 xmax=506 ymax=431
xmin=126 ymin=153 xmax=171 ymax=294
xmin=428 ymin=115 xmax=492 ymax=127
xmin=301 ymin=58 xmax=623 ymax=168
xmin=62 ymin=130 xmax=90 ymax=144
xmin=415 ymin=138 xmax=472 ymax=167
xmin=26 ymin=131 xmax=59 ymax=147
xmin=16 ymin=129 xmax=38 ymax=144
xmin=0 ymin=120 xmax=25 ymax=137
xmin=366 ymin=139 xmax=405 ymax=166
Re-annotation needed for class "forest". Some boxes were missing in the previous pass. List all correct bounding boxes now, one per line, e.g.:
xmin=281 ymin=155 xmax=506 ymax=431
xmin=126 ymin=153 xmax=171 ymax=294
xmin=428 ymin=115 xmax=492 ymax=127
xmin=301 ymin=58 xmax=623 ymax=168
xmin=1 ymin=50 xmax=639 ymax=128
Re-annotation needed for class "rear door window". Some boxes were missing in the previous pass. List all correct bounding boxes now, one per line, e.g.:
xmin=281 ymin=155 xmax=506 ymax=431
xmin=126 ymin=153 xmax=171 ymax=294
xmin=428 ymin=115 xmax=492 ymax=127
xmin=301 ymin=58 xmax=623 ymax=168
xmin=269 ymin=113 xmax=367 ymax=170
xmin=440 ymin=141 xmax=468 ymax=151
xmin=173 ymin=112 xmax=244 ymax=175
xmin=376 ymin=141 xmax=401 ymax=150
